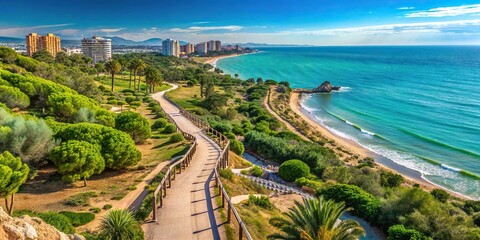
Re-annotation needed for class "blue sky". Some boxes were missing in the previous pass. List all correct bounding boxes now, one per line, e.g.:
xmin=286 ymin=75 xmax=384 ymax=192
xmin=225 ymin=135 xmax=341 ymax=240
xmin=1 ymin=0 xmax=480 ymax=45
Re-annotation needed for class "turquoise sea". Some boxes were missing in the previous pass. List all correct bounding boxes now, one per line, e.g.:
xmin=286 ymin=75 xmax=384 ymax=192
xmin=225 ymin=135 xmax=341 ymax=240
xmin=217 ymin=46 xmax=480 ymax=199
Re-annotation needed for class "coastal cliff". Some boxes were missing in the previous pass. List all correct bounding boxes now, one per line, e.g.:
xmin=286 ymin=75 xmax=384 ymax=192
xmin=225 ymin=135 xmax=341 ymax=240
xmin=0 ymin=207 xmax=85 ymax=240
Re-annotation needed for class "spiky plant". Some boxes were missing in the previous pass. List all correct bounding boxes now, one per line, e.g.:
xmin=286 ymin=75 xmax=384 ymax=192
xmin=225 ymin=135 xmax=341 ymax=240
xmin=100 ymin=209 xmax=143 ymax=240
xmin=268 ymin=196 xmax=365 ymax=240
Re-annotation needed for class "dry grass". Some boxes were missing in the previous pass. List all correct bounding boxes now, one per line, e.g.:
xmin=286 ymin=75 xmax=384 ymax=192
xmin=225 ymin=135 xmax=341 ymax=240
xmin=229 ymin=152 xmax=253 ymax=169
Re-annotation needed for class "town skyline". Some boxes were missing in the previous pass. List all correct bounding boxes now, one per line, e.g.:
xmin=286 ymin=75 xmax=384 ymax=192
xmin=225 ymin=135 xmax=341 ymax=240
xmin=1 ymin=0 xmax=480 ymax=46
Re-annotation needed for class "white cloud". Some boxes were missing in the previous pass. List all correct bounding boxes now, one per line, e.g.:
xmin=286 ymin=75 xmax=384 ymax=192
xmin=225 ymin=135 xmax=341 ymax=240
xmin=97 ymin=28 xmax=124 ymax=33
xmin=59 ymin=29 xmax=80 ymax=35
xmin=398 ymin=7 xmax=415 ymax=10
xmin=405 ymin=4 xmax=480 ymax=17
xmin=193 ymin=21 xmax=210 ymax=24
xmin=113 ymin=20 xmax=480 ymax=46
xmin=168 ymin=25 xmax=243 ymax=33
xmin=0 ymin=23 xmax=74 ymax=36
xmin=151 ymin=27 xmax=157 ymax=30
xmin=283 ymin=19 xmax=480 ymax=35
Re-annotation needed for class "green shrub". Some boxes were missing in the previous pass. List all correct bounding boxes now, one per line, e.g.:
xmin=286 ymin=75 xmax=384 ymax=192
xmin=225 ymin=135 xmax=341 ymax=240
xmin=115 ymin=111 xmax=152 ymax=143
xmin=64 ymin=192 xmax=98 ymax=206
xmin=219 ymin=168 xmax=234 ymax=181
xmin=225 ymin=132 xmax=236 ymax=140
xmin=103 ymin=204 xmax=113 ymax=210
xmin=156 ymin=110 xmax=166 ymax=118
xmin=129 ymin=101 xmax=141 ymax=109
xmin=245 ymin=131 xmax=336 ymax=167
xmin=387 ymin=224 xmax=432 ymax=240
xmin=107 ymin=96 xmax=116 ymax=101
xmin=59 ymin=211 xmax=95 ymax=227
xmin=322 ymin=166 xmax=351 ymax=184
xmin=251 ymin=166 xmax=263 ymax=177
xmin=125 ymin=96 xmax=135 ymax=103
xmin=230 ymin=139 xmax=245 ymax=155
xmin=56 ymin=123 xmax=141 ymax=169
xmin=0 ymin=85 xmax=30 ymax=109
xmin=39 ymin=211 xmax=76 ymax=234
xmin=152 ymin=119 xmax=168 ymax=130
xmin=162 ymin=124 xmax=177 ymax=134
xmin=278 ymin=159 xmax=310 ymax=182
xmin=150 ymin=105 xmax=161 ymax=112
xmin=380 ymin=171 xmax=404 ymax=187
xmin=431 ymin=189 xmax=450 ymax=203
xmin=134 ymin=194 xmax=153 ymax=221
xmin=317 ymin=184 xmax=380 ymax=223
xmin=247 ymin=195 xmax=272 ymax=209
xmin=169 ymin=133 xmax=185 ymax=143
xmin=107 ymin=100 xmax=117 ymax=105
xmin=462 ymin=200 xmax=480 ymax=215
xmin=50 ymin=140 xmax=105 ymax=185
xmin=90 ymin=207 xmax=101 ymax=213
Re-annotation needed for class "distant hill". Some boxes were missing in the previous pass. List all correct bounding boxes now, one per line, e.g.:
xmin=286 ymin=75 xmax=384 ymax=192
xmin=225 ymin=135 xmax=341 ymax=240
xmin=0 ymin=36 xmax=23 ymax=44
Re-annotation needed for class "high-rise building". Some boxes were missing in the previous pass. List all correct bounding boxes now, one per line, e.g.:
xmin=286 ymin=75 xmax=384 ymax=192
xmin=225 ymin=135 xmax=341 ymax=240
xmin=195 ymin=42 xmax=208 ymax=55
xmin=26 ymin=33 xmax=61 ymax=56
xmin=207 ymin=40 xmax=216 ymax=51
xmin=81 ymin=36 xmax=112 ymax=63
xmin=162 ymin=39 xmax=180 ymax=57
xmin=184 ymin=43 xmax=194 ymax=54
xmin=215 ymin=41 xmax=222 ymax=51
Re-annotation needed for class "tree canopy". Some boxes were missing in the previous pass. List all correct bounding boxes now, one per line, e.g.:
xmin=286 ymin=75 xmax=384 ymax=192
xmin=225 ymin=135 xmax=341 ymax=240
xmin=50 ymin=140 xmax=105 ymax=186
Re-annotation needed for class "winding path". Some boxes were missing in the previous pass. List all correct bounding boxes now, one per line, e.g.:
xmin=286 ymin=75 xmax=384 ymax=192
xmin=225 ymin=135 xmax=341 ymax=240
xmin=144 ymin=85 xmax=226 ymax=240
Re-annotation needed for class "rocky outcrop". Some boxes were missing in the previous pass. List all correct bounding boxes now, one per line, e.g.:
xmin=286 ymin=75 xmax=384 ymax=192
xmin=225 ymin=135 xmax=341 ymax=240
xmin=0 ymin=207 xmax=85 ymax=240
xmin=312 ymin=81 xmax=341 ymax=93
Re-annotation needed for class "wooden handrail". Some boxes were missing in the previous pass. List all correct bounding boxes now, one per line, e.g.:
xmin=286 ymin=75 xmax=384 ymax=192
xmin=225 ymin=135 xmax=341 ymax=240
xmin=151 ymin=91 xmax=252 ymax=240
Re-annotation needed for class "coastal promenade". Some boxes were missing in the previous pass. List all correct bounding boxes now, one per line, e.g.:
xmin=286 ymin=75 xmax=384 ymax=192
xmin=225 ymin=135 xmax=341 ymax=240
xmin=144 ymin=85 xmax=225 ymax=240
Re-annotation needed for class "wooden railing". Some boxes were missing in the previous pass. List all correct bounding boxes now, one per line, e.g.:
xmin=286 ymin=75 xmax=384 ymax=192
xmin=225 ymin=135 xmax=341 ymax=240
xmin=151 ymin=92 xmax=252 ymax=240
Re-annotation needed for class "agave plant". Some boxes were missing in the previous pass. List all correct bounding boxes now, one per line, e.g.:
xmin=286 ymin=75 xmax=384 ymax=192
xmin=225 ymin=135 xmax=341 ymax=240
xmin=268 ymin=196 xmax=365 ymax=240
xmin=100 ymin=209 xmax=142 ymax=240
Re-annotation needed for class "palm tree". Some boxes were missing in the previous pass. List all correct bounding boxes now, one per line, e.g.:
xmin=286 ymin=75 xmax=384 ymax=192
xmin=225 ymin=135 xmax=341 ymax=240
xmin=145 ymin=67 xmax=163 ymax=93
xmin=100 ymin=209 xmax=142 ymax=240
xmin=128 ymin=61 xmax=135 ymax=89
xmin=268 ymin=196 xmax=365 ymax=240
xmin=95 ymin=62 xmax=105 ymax=77
xmin=118 ymin=58 xmax=126 ymax=77
xmin=105 ymin=59 xmax=121 ymax=92
xmin=130 ymin=59 xmax=146 ymax=91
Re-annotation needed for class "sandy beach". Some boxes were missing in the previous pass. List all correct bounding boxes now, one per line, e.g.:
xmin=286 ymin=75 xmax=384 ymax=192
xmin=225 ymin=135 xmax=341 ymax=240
xmin=289 ymin=92 xmax=469 ymax=199
xmin=203 ymin=54 xmax=242 ymax=68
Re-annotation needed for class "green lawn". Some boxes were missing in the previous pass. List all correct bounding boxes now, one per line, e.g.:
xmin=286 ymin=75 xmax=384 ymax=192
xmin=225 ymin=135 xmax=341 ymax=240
xmin=165 ymin=83 xmax=224 ymax=110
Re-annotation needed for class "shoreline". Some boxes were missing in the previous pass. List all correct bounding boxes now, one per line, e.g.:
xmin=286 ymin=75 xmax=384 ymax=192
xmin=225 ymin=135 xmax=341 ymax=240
xmin=203 ymin=54 xmax=243 ymax=68
xmin=201 ymin=51 xmax=260 ymax=68
xmin=290 ymin=92 xmax=470 ymax=200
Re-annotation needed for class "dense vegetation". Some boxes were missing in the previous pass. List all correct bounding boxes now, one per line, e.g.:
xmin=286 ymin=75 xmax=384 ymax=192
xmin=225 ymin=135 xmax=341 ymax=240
xmin=2 ymin=48 xmax=479 ymax=239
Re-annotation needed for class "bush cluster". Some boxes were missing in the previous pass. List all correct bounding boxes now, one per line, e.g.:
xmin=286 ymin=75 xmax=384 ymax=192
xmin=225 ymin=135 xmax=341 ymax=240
xmin=278 ymin=159 xmax=310 ymax=182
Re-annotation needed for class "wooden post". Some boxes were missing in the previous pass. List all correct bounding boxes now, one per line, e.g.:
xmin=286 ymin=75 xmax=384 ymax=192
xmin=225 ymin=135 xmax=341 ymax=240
xmin=163 ymin=183 xmax=167 ymax=197
xmin=152 ymin=196 xmax=157 ymax=221
xmin=222 ymin=192 xmax=225 ymax=207
xmin=239 ymin=227 xmax=244 ymax=240
xmin=227 ymin=204 xmax=231 ymax=223
xmin=160 ymin=188 xmax=163 ymax=207
xmin=168 ymin=172 xmax=172 ymax=188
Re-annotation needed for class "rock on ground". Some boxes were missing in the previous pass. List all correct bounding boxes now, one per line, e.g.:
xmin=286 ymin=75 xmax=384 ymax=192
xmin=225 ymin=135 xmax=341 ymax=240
xmin=0 ymin=207 xmax=86 ymax=240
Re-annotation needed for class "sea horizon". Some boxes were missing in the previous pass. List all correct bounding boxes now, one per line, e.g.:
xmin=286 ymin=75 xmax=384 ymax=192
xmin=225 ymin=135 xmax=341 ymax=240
xmin=217 ymin=46 xmax=480 ymax=199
